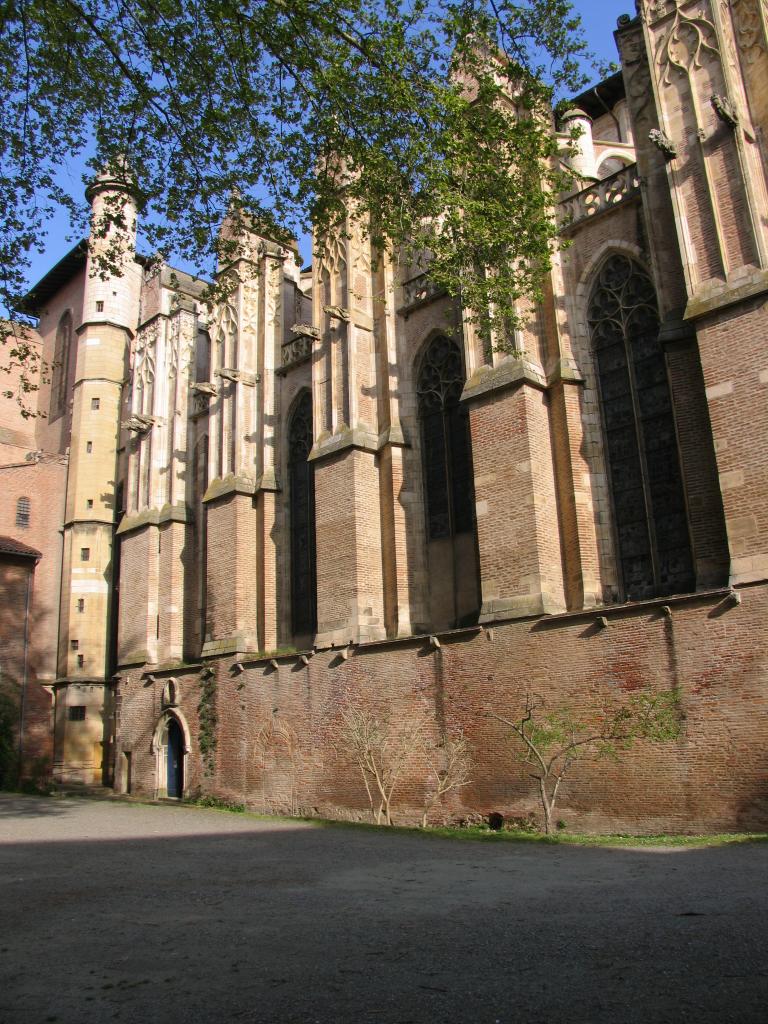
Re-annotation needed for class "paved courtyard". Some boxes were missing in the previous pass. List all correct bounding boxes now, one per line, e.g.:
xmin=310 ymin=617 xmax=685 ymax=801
xmin=1 ymin=795 xmax=767 ymax=1023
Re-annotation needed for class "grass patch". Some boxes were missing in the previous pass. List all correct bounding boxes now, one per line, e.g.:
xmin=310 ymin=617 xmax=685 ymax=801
xmin=102 ymin=794 xmax=768 ymax=848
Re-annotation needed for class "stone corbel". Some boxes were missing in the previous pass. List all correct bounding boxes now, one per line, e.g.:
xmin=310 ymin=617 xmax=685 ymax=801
xmin=323 ymin=305 xmax=351 ymax=322
xmin=290 ymin=323 xmax=321 ymax=339
xmin=190 ymin=381 xmax=219 ymax=397
xmin=648 ymin=128 xmax=677 ymax=159
xmin=257 ymin=240 xmax=289 ymax=260
xmin=121 ymin=413 xmax=158 ymax=433
xmin=215 ymin=367 xmax=261 ymax=386
xmin=711 ymin=94 xmax=738 ymax=129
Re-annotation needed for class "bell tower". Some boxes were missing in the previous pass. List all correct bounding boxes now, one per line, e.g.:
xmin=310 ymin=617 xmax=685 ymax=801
xmin=53 ymin=164 xmax=141 ymax=786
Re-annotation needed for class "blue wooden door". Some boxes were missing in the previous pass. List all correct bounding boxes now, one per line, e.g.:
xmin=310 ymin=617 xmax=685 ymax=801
xmin=167 ymin=719 xmax=183 ymax=798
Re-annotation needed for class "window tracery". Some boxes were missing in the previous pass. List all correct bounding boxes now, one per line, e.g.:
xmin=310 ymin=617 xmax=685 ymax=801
xmin=588 ymin=254 xmax=694 ymax=599
xmin=417 ymin=336 xmax=475 ymax=541
xmin=288 ymin=392 xmax=317 ymax=637
xmin=50 ymin=311 xmax=73 ymax=421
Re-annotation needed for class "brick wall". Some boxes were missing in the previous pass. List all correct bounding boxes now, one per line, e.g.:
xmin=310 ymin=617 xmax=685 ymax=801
xmin=0 ymin=557 xmax=53 ymax=778
xmin=115 ymin=580 xmax=768 ymax=833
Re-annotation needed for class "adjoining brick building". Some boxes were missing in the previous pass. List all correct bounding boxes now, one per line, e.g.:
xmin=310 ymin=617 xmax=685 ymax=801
xmin=3 ymin=2 xmax=768 ymax=830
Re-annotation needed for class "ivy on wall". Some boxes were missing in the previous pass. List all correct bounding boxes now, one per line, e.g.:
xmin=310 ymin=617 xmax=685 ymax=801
xmin=197 ymin=673 xmax=218 ymax=777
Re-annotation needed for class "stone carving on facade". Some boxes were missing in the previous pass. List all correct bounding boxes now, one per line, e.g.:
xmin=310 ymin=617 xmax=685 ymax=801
xmin=179 ymin=312 xmax=196 ymax=374
xmin=711 ymin=91 xmax=740 ymax=124
xmin=731 ymin=0 xmax=767 ymax=64
xmin=190 ymin=381 xmax=218 ymax=396
xmin=626 ymin=57 xmax=655 ymax=126
xmin=323 ymin=304 xmax=351 ymax=322
xmin=240 ymin=283 xmax=260 ymax=343
xmin=351 ymin=230 xmax=372 ymax=274
xmin=211 ymin=296 xmax=238 ymax=350
xmin=320 ymin=230 xmax=348 ymax=277
xmin=400 ymin=272 xmax=447 ymax=311
xmin=265 ymin=258 xmax=282 ymax=329
xmin=167 ymin=317 xmax=179 ymax=379
xmin=644 ymin=0 xmax=679 ymax=23
xmin=654 ymin=2 xmax=720 ymax=83
xmin=215 ymin=367 xmax=259 ymax=386
xmin=281 ymin=334 xmax=314 ymax=369
xmin=649 ymin=127 xmax=679 ymax=156
xmin=121 ymin=413 xmax=157 ymax=433
xmin=161 ymin=678 xmax=180 ymax=708
xmin=560 ymin=165 xmax=642 ymax=229
xmin=134 ymin=321 xmax=158 ymax=393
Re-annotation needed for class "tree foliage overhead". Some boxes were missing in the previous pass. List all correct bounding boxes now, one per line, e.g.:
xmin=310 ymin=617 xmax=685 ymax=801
xmin=1 ymin=0 xmax=588 ymax=341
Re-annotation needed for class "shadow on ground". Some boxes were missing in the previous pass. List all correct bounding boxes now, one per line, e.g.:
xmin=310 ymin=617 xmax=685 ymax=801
xmin=1 ymin=795 xmax=767 ymax=1024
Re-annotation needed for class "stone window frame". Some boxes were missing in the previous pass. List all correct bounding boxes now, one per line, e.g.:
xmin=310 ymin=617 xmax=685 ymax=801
xmin=414 ymin=333 xmax=476 ymax=542
xmin=581 ymin=246 xmax=695 ymax=601
xmin=286 ymin=388 xmax=317 ymax=639
xmin=49 ymin=309 xmax=74 ymax=422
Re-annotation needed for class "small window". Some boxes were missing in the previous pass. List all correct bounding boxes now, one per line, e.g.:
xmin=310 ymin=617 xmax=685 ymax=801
xmin=15 ymin=496 xmax=30 ymax=528
xmin=96 ymin=300 xmax=104 ymax=313
xmin=77 ymin=654 xmax=84 ymax=668
xmin=70 ymin=639 xmax=79 ymax=651
xmin=68 ymin=705 xmax=86 ymax=721
xmin=86 ymin=499 xmax=93 ymax=510
xmin=91 ymin=398 xmax=100 ymax=410
xmin=81 ymin=547 xmax=90 ymax=561
xmin=77 ymin=599 xmax=85 ymax=613
xmin=86 ymin=441 xmax=93 ymax=453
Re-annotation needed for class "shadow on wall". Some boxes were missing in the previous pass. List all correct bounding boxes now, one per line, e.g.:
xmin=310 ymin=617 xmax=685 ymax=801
xmin=0 ymin=563 xmax=54 ymax=787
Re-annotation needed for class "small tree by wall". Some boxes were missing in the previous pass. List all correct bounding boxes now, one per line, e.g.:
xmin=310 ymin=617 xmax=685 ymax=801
xmin=420 ymin=729 xmax=473 ymax=828
xmin=337 ymin=701 xmax=428 ymax=825
xmin=489 ymin=691 xmax=683 ymax=834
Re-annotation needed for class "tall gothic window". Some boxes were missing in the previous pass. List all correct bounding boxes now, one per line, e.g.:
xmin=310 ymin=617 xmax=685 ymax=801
xmin=588 ymin=254 xmax=694 ymax=600
xmin=417 ymin=336 xmax=475 ymax=540
xmin=289 ymin=392 xmax=317 ymax=637
xmin=50 ymin=310 xmax=73 ymax=421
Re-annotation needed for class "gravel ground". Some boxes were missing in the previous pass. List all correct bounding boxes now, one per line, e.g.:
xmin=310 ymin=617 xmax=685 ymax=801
xmin=1 ymin=794 xmax=767 ymax=1024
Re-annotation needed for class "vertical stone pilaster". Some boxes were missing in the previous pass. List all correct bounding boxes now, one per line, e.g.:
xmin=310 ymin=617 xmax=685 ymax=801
xmin=635 ymin=1 xmax=768 ymax=586
xmin=310 ymin=219 xmax=387 ymax=644
xmin=255 ymin=247 xmax=287 ymax=650
xmin=117 ymin=282 xmax=199 ymax=667
xmin=464 ymin=370 xmax=566 ymax=620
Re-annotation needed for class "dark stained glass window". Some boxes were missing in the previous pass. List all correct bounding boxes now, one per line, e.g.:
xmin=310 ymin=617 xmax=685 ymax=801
xmin=50 ymin=311 xmax=73 ymax=421
xmin=289 ymin=392 xmax=317 ymax=637
xmin=417 ymin=336 xmax=475 ymax=540
xmin=588 ymin=254 xmax=694 ymax=600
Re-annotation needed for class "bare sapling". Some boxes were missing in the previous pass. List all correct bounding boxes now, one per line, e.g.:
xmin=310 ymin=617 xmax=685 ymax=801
xmin=338 ymin=702 xmax=427 ymax=825
xmin=420 ymin=730 xmax=473 ymax=827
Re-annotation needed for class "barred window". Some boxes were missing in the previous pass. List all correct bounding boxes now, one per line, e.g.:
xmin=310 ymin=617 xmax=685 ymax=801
xmin=15 ymin=496 xmax=30 ymax=528
xmin=588 ymin=254 xmax=694 ymax=600
xmin=417 ymin=336 xmax=475 ymax=540
xmin=288 ymin=392 xmax=317 ymax=637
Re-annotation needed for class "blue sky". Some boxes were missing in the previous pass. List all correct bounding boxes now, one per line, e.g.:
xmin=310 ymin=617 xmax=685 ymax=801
xmin=24 ymin=0 xmax=634 ymax=292
xmin=578 ymin=0 xmax=636 ymax=82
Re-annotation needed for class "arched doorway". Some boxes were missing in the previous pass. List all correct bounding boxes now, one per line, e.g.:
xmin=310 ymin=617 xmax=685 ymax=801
xmin=153 ymin=713 xmax=188 ymax=799
xmin=166 ymin=718 xmax=184 ymax=798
